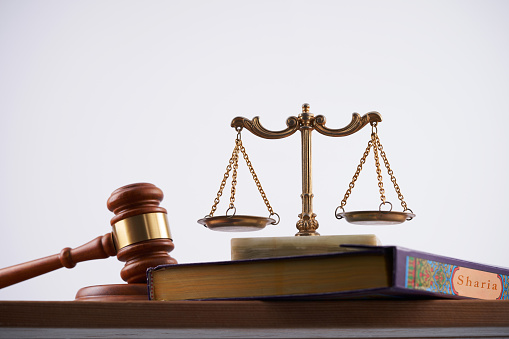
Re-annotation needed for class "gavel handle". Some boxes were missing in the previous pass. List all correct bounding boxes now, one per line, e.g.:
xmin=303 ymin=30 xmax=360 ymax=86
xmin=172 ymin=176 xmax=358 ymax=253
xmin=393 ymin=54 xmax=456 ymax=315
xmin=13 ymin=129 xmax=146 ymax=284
xmin=0 ymin=233 xmax=116 ymax=289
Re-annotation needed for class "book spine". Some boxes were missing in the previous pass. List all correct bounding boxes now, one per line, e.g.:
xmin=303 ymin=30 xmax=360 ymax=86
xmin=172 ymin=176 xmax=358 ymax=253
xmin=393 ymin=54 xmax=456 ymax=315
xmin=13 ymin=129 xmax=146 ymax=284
xmin=394 ymin=248 xmax=509 ymax=300
xmin=147 ymin=269 xmax=155 ymax=300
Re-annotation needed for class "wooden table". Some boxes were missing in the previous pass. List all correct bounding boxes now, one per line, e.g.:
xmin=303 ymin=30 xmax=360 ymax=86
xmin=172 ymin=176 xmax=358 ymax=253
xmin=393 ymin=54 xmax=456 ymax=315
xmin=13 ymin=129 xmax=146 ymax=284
xmin=0 ymin=300 xmax=508 ymax=338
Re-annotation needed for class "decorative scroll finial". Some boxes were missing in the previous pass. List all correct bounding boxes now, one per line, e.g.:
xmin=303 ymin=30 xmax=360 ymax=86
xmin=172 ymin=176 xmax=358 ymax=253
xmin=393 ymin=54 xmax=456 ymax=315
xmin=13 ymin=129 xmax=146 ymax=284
xmin=314 ymin=112 xmax=382 ymax=137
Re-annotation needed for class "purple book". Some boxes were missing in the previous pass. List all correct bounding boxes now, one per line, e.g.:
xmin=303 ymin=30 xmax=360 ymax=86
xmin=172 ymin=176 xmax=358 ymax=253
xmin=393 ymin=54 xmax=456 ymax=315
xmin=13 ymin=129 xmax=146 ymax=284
xmin=147 ymin=246 xmax=509 ymax=301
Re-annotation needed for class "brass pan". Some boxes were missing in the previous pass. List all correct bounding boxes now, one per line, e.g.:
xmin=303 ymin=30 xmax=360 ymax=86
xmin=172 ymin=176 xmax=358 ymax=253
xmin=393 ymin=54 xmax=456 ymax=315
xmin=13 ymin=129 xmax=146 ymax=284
xmin=336 ymin=210 xmax=415 ymax=225
xmin=198 ymin=215 xmax=277 ymax=232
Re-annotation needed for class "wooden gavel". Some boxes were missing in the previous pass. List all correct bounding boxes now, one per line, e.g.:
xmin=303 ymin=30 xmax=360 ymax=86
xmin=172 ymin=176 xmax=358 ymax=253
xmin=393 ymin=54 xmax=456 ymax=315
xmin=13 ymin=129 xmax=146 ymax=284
xmin=0 ymin=183 xmax=177 ymax=298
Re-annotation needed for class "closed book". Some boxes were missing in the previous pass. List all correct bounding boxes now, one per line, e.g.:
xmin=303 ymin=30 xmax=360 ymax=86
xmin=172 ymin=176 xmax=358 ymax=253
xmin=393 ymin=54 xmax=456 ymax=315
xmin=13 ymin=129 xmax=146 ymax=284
xmin=147 ymin=246 xmax=509 ymax=301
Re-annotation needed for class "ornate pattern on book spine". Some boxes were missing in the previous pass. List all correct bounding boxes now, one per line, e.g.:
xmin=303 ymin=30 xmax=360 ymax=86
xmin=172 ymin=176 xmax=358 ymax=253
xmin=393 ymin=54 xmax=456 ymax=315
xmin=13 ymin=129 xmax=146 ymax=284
xmin=406 ymin=256 xmax=509 ymax=300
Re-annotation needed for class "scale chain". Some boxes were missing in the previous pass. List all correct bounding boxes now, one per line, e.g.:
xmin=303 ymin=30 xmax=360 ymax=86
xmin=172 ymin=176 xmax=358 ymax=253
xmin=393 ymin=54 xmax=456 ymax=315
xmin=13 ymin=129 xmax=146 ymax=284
xmin=338 ymin=122 xmax=411 ymax=213
xmin=207 ymin=132 xmax=276 ymax=218
xmin=374 ymin=133 xmax=409 ymax=211
xmin=238 ymin=141 xmax=275 ymax=216
xmin=372 ymin=131 xmax=387 ymax=205
xmin=340 ymin=138 xmax=372 ymax=209
xmin=229 ymin=141 xmax=240 ymax=211
xmin=208 ymin=142 xmax=239 ymax=217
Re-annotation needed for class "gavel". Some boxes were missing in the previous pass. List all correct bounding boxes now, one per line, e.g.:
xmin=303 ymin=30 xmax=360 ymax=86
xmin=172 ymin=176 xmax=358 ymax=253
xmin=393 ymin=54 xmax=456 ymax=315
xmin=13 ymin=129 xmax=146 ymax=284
xmin=0 ymin=183 xmax=177 ymax=300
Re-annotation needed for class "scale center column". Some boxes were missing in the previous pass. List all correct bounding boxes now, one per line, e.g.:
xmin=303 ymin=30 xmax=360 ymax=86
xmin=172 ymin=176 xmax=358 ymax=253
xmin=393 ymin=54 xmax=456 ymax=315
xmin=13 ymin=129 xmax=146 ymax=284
xmin=296 ymin=104 xmax=319 ymax=236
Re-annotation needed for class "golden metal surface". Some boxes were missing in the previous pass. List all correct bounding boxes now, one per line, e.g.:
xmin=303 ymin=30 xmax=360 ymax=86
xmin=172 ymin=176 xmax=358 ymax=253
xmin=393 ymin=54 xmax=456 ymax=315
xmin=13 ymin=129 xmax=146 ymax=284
xmin=198 ymin=215 xmax=276 ymax=232
xmin=337 ymin=210 xmax=415 ymax=225
xmin=230 ymin=103 xmax=381 ymax=236
xmin=112 ymin=212 xmax=172 ymax=250
xmin=314 ymin=112 xmax=382 ymax=137
xmin=297 ymin=108 xmax=318 ymax=236
xmin=231 ymin=116 xmax=299 ymax=139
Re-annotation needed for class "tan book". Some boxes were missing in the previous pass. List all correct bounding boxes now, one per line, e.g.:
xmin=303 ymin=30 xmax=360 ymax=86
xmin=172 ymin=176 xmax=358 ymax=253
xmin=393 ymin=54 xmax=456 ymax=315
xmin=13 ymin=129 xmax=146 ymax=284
xmin=231 ymin=234 xmax=381 ymax=260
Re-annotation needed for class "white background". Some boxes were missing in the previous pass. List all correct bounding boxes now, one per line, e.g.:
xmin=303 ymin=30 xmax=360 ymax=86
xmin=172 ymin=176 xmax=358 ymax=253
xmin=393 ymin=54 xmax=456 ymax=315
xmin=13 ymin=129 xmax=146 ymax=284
xmin=0 ymin=0 xmax=508 ymax=301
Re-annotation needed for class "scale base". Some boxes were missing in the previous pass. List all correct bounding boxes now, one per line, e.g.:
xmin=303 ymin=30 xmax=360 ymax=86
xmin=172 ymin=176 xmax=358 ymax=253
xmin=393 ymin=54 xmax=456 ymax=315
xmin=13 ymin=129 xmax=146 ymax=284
xmin=231 ymin=234 xmax=381 ymax=260
xmin=75 ymin=283 xmax=148 ymax=301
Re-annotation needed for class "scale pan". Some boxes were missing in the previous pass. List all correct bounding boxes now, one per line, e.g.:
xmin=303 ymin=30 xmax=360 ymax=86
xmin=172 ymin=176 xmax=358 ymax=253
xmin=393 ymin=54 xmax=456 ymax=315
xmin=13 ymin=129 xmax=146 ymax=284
xmin=338 ymin=210 xmax=415 ymax=225
xmin=198 ymin=215 xmax=276 ymax=232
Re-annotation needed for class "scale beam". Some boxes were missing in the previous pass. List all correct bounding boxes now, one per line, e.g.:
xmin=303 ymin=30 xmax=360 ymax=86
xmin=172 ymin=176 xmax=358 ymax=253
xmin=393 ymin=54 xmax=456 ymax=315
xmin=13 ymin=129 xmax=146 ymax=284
xmin=230 ymin=104 xmax=382 ymax=236
xmin=231 ymin=116 xmax=300 ymax=139
xmin=314 ymin=112 xmax=382 ymax=137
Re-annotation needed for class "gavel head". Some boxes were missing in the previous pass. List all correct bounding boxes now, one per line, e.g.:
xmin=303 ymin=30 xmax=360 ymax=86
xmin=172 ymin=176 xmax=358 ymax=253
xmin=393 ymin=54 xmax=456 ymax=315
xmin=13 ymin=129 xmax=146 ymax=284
xmin=107 ymin=183 xmax=177 ymax=284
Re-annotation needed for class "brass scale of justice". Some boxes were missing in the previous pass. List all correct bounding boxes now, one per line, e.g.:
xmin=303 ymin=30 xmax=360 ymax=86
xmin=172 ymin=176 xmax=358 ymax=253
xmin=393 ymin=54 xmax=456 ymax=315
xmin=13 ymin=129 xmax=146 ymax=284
xmin=198 ymin=103 xmax=415 ymax=236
